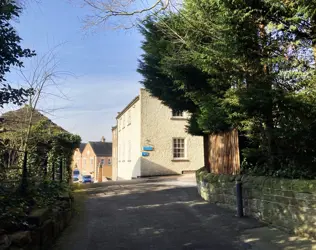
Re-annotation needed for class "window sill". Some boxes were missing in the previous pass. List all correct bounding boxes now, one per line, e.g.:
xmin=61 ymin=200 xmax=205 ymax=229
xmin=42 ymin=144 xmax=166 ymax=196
xmin=172 ymin=159 xmax=190 ymax=162
xmin=171 ymin=117 xmax=187 ymax=121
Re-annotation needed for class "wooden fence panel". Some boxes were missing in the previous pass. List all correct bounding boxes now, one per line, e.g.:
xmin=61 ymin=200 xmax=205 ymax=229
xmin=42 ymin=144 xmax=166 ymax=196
xmin=209 ymin=129 xmax=240 ymax=175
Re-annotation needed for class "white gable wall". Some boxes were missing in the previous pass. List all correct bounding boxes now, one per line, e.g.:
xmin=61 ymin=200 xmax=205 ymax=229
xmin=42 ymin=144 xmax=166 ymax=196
xmin=117 ymin=98 xmax=141 ymax=180
xmin=139 ymin=89 xmax=204 ymax=176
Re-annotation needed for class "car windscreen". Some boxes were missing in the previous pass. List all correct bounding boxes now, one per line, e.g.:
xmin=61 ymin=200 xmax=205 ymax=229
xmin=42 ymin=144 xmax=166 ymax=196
xmin=83 ymin=175 xmax=91 ymax=178
xmin=73 ymin=170 xmax=80 ymax=175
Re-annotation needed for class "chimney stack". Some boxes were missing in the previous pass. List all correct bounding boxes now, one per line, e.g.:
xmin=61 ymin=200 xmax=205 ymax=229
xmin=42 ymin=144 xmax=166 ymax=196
xmin=101 ymin=136 xmax=105 ymax=142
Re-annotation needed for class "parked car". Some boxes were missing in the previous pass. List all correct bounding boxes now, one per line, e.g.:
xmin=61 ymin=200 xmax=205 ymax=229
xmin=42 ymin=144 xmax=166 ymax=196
xmin=73 ymin=169 xmax=80 ymax=180
xmin=73 ymin=177 xmax=80 ymax=183
xmin=82 ymin=175 xmax=93 ymax=183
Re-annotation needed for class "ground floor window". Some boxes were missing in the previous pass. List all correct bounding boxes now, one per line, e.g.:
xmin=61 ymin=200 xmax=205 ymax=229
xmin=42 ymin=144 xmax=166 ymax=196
xmin=173 ymin=138 xmax=186 ymax=159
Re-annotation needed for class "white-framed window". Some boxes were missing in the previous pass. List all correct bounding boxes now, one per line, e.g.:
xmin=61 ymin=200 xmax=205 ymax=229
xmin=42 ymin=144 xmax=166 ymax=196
xmin=172 ymin=109 xmax=184 ymax=117
xmin=173 ymin=138 xmax=186 ymax=159
xmin=100 ymin=159 xmax=105 ymax=165
xmin=90 ymin=157 xmax=94 ymax=167
xmin=128 ymin=140 xmax=131 ymax=162
xmin=108 ymin=158 xmax=112 ymax=165
xmin=127 ymin=110 xmax=131 ymax=125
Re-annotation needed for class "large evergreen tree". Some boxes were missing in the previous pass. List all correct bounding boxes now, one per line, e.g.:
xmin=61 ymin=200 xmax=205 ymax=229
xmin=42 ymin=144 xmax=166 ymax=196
xmin=138 ymin=0 xmax=316 ymax=178
xmin=0 ymin=0 xmax=35 ymax=107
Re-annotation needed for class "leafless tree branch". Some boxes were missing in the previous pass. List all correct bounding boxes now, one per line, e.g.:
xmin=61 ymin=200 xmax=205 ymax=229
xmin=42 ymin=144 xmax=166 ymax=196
xmin=73 ymin=0 xmax=176 ymax=30
xmin=15 ymin=44 xmax=73 ymax=151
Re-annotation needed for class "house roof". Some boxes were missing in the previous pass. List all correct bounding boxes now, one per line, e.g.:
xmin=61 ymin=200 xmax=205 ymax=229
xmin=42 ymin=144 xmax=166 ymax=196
xmin=116 ymin=96 xmax=140 ymax=119
xmin=79 ymin=143 xmax=87 ymax=153
xmin=0 ymin=106 xmax=67 ymax=133
xmin=89 ymin=141 xmax=112 ymax=157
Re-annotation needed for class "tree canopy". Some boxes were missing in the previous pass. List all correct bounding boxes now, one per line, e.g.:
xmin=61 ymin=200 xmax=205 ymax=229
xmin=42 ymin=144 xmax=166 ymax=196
xmin=0 ymin=0 xmax=35 ymax=107
xmin=138 ymin=0 xmax=316 ymax=178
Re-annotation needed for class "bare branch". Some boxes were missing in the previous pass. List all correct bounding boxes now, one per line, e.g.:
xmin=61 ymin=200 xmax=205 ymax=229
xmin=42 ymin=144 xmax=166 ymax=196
xmin=73 ymin=0 xmax=176 ymax=30
xmin=14 ymin=44 xmax=74 ymax=151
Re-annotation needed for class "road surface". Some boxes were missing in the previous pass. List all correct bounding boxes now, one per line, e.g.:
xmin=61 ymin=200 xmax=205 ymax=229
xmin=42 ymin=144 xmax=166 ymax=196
xmin=52 ymin=175 xmax=271 ymax=250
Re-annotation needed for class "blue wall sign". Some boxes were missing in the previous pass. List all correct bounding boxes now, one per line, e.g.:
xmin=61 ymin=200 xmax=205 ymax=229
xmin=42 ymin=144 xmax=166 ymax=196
xmin=142 ymin=152 xmax=150 ymax=157
xmin=143 ymin=146 xmax=154 ymax=151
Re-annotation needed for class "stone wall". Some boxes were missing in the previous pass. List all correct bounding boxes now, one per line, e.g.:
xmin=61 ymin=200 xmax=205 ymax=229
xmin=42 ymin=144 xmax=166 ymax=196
xmin=196 ymin=168 xmax=316 ymax=239
xmin=0 ymin=193 xmax=73 ymax=250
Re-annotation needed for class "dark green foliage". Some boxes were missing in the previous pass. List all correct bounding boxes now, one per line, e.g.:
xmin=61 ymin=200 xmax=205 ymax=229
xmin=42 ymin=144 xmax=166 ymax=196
xmin=0 ymin=108 xmax=81 ymax=229
xmin=138 ymin=0 xmax=316 ymax=179
xmin=0 ymin=0 xmax=35 ymax=107
xmin=138 ymin=17 xmax=197 ymax=112
xmin=0 ymin=180 xmax=71 ymax=232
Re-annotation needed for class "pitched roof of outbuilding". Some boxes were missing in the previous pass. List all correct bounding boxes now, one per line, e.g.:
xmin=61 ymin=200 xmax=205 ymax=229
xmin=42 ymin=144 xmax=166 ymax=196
xmin=1 ymin=106 xmax=66 ymax=133
xmin=89 ymin=141 xmax=112 ymax=157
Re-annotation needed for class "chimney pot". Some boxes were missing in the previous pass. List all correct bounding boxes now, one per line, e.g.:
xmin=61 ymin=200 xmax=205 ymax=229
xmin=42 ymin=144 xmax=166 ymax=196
xmin=101 ymin=136 xmax=105 ymax=142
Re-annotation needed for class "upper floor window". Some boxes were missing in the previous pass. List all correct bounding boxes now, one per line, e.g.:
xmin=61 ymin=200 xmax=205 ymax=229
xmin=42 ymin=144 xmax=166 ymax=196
xmin=100 ymin=159 xmax=105 ymax=165
xmin=108 ymin=158 xmax=112 ymax=165
xmin=172 ymin=110 xmax=183 ymax=117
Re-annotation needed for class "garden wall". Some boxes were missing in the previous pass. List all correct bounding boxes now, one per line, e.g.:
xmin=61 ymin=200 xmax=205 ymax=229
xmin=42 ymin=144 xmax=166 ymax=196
xmin=0 ymin=193 xmax=73 ymax=250
xmin=196 ymin=168 xmax=316 ymax=239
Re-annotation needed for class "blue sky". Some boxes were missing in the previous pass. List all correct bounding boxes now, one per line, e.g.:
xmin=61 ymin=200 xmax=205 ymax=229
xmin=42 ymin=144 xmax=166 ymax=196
xmin=5 ymin=0 xmax=144 ymax=142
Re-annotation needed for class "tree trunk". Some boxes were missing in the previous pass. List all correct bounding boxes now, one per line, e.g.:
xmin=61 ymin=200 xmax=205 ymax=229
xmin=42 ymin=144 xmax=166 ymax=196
xmin=259 ymin=21 xmax=275 ymax=170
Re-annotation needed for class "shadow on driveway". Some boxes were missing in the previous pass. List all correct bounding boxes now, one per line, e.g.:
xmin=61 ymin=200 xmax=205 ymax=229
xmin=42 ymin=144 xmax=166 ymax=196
xmin=53 ymin=180 xmax=314 ymax=250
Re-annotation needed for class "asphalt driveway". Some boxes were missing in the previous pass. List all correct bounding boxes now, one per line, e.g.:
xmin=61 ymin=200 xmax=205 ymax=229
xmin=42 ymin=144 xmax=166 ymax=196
xmin=53 ymin=175 xmax=282 ymax=250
